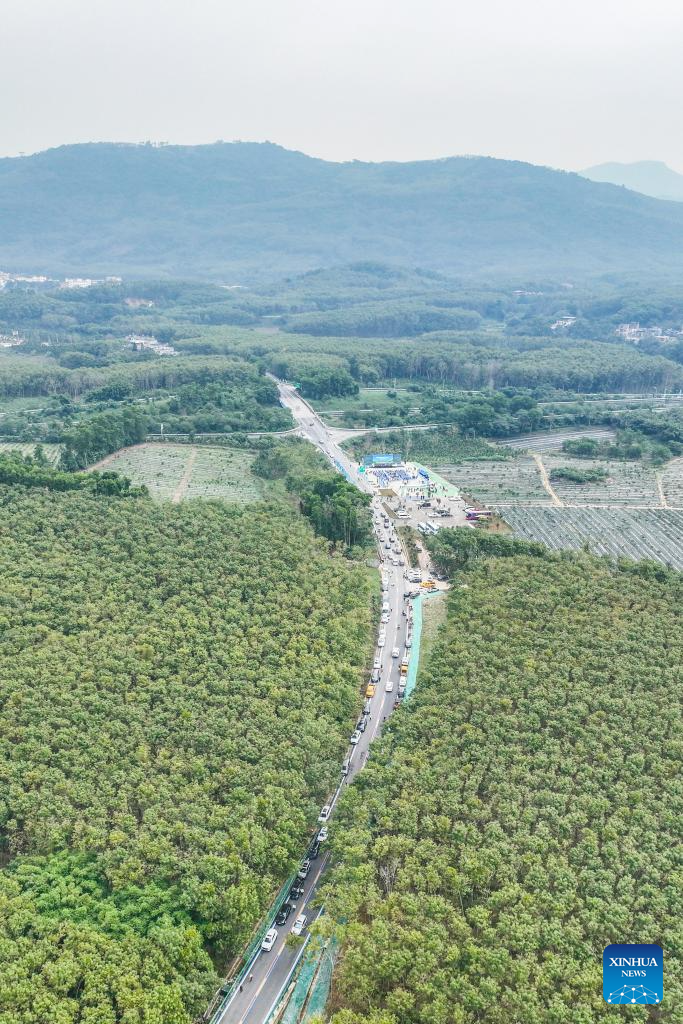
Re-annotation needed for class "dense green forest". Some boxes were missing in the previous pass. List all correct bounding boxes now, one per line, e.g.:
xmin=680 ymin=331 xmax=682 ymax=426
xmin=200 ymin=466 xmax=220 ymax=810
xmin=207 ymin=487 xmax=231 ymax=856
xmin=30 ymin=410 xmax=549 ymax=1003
xmin=0 ymin=450 xmax=146 ymax=494
xmin=3 ymin=143 xmax=683 ymax=279
xmin=0 ymin=490 xmax=373 ymax=1023
xmin=265 ymin=336 xmax=682 ymax=396
xmin=8 ymin=265 xmax=683 ymax=345
xmin=322 ymin=533 xmax=683 ymax=1023
xmin=0 ymin=352 xmax=292 ymax=467
xmin=253 ymin=439 xmax=372 ymax=548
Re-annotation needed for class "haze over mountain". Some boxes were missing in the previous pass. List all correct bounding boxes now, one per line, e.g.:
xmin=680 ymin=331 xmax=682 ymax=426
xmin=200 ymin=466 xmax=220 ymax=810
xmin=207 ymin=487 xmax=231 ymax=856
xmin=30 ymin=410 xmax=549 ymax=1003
xmin=581 ymin=161 xmax=683 ymax=202
xmin=3 ymin=142 xmax=683 ymax=283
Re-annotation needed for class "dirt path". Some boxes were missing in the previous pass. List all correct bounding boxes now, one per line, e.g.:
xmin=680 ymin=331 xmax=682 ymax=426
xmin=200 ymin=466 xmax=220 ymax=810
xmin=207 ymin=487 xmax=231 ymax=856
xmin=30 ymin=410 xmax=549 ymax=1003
xmin=656 ymin=472 xmax=669 ymax=508
xmin=172 ymin=447 xmax=197 ymax=503
xmin=533 ymin=453 xmax=563 ymax=507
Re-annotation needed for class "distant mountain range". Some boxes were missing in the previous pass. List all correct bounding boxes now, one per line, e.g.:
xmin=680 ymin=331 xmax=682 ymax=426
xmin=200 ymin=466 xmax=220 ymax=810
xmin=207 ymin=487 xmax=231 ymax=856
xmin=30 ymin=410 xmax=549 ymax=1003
xmin=2 ymin=142 xmax=683 ymax=282
xmin=581 ymin=160 xmax=683 ymax=202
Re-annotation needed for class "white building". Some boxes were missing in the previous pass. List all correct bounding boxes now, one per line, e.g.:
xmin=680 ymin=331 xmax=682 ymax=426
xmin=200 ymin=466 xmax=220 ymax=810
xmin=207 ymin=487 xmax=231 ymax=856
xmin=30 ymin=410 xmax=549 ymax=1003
xmin=125 ymin=334 xmax=176 ymax=356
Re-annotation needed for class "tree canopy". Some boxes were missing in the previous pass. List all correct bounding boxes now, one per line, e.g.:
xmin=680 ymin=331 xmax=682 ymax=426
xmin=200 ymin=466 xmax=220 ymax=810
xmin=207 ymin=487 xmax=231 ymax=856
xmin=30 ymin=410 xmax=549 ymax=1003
xmin=323 ymin=534 xmax=683 ymax=1023
xmin=0 ymin=489 xmax=373 ymax=1022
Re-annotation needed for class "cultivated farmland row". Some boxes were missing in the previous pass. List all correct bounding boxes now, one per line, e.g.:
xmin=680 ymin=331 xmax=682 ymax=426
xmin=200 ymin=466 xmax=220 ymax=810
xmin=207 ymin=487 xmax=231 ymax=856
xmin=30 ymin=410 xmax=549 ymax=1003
xmin=498 ymin=506 xmax=683 ymax=570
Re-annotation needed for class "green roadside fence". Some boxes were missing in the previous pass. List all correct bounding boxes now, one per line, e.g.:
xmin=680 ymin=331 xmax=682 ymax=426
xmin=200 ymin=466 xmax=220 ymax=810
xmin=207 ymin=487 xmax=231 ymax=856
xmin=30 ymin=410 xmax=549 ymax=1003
xmin=277 ymin=934 xmax=340 ymax=1024
xmin=405 ymin=589 xmax=439 ymax=699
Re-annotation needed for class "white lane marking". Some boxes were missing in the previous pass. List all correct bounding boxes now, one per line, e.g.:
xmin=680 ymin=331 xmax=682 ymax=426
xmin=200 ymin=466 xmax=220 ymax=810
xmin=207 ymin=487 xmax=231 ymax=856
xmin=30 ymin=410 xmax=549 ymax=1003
xmin=233 ymin=947 xmax=285 ymax=1024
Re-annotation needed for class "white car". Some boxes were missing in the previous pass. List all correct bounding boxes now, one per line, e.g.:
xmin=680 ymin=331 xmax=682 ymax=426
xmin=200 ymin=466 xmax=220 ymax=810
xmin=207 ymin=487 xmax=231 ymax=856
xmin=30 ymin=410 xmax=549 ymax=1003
xmin=385 ymin=678 xmax=394 ymax=692
xmin=373 ymin=657 xmax=382 ymax=670
xmin=318 ymin=805 xmax=331 ymax=823
xmin=391 ymin=647 xmax=400 ymax=658
xmin=397 ymin=510 xmax=409 ymax=518
xmin=350 ymin=730 xmax=361 ymax=744
xmin=261 ymin=928 xmax=278 ymax=952
xmin=381 ymin=612 xmax=390 ymax=624
xmin=377 ymin=634 xmax=386 ymax=647
xmin=318 ymin=826 xmax=329 ymax=842
xmin=291 ymin=914 xmax=307 ymax=936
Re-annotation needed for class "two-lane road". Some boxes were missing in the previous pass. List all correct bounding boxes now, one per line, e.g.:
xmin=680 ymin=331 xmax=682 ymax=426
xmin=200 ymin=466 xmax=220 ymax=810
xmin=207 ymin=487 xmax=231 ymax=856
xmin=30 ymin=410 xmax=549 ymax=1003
xmin=216 ymin=382 xmax=409 ymax=1024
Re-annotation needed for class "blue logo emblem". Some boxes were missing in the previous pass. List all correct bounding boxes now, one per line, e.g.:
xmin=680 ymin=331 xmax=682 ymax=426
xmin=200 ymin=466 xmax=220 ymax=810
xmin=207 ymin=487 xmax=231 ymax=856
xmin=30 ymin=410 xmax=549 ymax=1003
xmin=603 ymin=944 xmax=663 ymax=1004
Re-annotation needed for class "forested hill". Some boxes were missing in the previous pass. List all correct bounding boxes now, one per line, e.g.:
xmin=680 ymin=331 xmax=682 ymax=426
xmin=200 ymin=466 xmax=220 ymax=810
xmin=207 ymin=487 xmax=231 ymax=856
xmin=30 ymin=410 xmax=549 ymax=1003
xmin=4 ymin=142 xmax=683 ymax=280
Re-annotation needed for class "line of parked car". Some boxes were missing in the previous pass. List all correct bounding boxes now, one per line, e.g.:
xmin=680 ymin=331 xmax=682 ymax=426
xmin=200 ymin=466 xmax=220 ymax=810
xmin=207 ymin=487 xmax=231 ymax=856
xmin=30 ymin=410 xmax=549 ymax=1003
xmin=261 ymin=810 xmax=333 ymax=951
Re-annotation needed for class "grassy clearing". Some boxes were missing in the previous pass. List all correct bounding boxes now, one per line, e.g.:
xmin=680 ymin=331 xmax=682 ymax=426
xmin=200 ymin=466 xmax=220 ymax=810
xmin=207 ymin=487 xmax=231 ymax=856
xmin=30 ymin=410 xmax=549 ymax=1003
xmin=0 ymin=442 xmax=62 ymax=465
xmin=311 ymin=388 xmax=423 ymax=425
xmin=417 ymin=591 xmax=448 ymax=676
xmin=0 ymin=396 xmax=49 ymax=416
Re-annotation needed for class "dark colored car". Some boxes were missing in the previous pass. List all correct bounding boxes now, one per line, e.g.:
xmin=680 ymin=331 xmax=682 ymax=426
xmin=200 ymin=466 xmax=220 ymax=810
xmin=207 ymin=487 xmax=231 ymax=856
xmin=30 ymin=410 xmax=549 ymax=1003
xmin=289 ymin=883 xmax=305 ymax=901
xmin=308 ymin=841 xmax=321 ymax=860
xmin=275 ymin=902 xmax=294 ymax=926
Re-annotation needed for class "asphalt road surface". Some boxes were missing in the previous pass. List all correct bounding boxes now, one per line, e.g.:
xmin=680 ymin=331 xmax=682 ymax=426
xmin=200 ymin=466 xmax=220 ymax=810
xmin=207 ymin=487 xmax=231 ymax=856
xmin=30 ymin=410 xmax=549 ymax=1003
xmin=216 ymin=383 xmax=410 ymax=1024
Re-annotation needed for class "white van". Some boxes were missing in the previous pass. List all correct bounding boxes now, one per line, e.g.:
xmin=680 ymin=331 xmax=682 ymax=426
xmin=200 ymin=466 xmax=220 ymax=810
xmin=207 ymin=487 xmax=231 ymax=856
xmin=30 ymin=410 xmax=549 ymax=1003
xmin=381 ymin=601 xmax=390 ymax=614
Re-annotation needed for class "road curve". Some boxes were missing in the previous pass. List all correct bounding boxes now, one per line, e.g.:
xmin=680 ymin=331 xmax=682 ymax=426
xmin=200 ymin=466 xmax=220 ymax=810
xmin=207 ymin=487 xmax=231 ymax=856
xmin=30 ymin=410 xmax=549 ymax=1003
xmin=215 ymin=381 xmax=409 ymax=1024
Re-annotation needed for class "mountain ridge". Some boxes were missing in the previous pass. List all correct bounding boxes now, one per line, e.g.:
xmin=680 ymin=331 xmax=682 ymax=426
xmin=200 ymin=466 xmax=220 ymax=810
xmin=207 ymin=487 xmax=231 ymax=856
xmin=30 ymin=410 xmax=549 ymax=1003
xmin=2 ymin=142 xmax=683 ymax=282
xmin=581 ymin=160 xmax=683 ymax=202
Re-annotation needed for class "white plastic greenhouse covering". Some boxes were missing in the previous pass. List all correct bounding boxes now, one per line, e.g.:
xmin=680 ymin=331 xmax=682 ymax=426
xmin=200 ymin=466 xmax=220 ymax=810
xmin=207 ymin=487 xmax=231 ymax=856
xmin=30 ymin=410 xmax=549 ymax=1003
xmin=497 ymin=507 xmax=683 ymax=571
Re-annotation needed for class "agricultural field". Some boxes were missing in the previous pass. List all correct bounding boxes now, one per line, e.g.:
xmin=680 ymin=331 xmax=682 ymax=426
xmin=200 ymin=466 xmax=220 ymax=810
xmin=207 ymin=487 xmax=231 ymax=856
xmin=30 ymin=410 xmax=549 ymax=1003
xmin=0 ymin=395 xmax=49 ymax=416
xmin=0 ymin=441 xmax=62 ymax=464
xmin=97 ymin=444 xmax=264 ymax=502
xmin=435 ymin=455 xmax=553 ymax=505
xmin=100 ymin=444 xmax=190 ymax=500
xmin=660 ymin=457 xmax=683 ymax=506
xmin=183 ymin=447 xmax=263 ymax=502
xmin=498 ymin=427 xmax=616 ymax=451
xmin=543 ymin=455 xmax=661 ymax=505
xmin=498 ymin=506 xmax=683 ymax=569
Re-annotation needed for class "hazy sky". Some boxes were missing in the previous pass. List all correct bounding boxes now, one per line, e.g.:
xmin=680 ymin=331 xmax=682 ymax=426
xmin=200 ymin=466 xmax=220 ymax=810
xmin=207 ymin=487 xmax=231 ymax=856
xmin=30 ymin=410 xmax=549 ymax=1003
xmin=4 ymin=0 xmax=683 ymax=170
